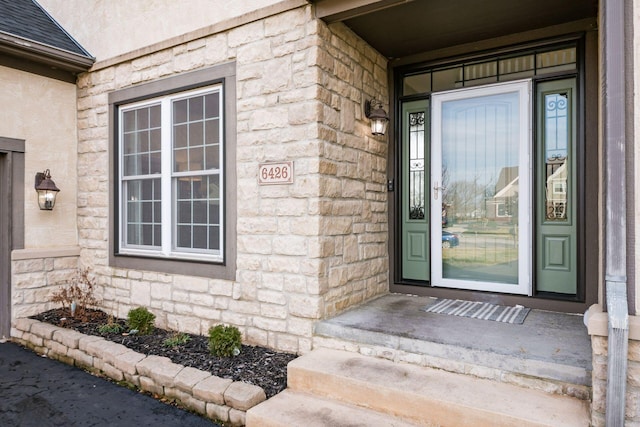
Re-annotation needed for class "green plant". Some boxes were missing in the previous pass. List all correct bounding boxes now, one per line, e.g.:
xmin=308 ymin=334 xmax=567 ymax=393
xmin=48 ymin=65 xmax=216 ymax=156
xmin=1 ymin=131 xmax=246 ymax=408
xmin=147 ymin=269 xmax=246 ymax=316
xmin=208 ymin=324 xmax=242 ymax=357
xmin=163 ymin=332 xmax=191 ymax=348
xmin=127 ymin=307 xmax=156 ymax=335
xmin=98 ymin=314 xmax=124 ymax=334
xmin=51 ymin=268 xmax=98 ymax=319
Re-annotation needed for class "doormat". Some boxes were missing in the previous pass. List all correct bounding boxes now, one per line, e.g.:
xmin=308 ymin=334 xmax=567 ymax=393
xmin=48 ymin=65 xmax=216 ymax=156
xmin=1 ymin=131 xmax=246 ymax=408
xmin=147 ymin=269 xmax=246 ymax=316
xmin=422 ymin=298 xmax=530 ymax=324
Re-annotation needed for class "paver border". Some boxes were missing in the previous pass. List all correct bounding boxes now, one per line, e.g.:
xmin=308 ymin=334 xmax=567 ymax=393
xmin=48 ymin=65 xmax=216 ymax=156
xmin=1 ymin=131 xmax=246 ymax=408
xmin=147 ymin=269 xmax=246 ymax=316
xmin=11 ymin=318 xmax=267 ymax=426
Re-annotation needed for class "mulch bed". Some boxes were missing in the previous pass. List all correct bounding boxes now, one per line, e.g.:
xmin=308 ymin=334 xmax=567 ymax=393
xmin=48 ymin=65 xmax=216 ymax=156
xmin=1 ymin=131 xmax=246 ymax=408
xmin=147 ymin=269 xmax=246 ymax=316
xmin=31 ymin=308 xmax=297 ymax=398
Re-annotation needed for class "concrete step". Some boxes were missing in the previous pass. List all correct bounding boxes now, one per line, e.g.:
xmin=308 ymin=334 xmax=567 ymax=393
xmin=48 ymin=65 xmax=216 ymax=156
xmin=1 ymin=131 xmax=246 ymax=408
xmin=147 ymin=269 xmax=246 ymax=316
xmin=246 ymin=390 xmax=423 ymax=427
xmin=281 ymin=348 xmax=591 ymax=427
xmin=313 ymin=296 xmax=592 ymax=400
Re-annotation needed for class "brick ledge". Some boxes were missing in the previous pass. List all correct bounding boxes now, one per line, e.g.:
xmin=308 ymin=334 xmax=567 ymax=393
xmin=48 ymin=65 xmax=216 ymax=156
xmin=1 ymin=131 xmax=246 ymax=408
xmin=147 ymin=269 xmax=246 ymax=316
xmin=10 ymin=318 xmax=266 ymax=426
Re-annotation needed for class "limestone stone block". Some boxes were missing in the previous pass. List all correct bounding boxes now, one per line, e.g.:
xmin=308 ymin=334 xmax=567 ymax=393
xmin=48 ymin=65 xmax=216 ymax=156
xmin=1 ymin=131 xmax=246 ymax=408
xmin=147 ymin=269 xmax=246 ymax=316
xmin=12 ymin=317 xmax=38 ymax=333
xmin=173 ymin=366 xmax=212 ymax=394
xmin=206 ymin=402 xmax=230 ymax=422
xmin=139 ymin=376 xmax=164 ymax=395
xmin=31 ymin=322 xmax=60 ymax=340
xmin=78 ymin=335 xmax=104 ymax=352
xmin=23 ymin=332 xmax=43 ymax=348
xmin=229 ymin=408 xmax=246 ymax=426
xmin=45 ymin=339 xmax=68 ymax=357
xmin=52 ymin=328 xmax=86 ymax=349
xmin=9 ymin=327 xmax=23 ymax=340
xmin=224 ymin=381 xmax=266 ymax=411
xmin=192 ymin=375 xmax=233 ymax=405
xmin=136 ymin=355 xmax=184 ymax=387
xmin=113 ymin=350 xmax=146 ymax=375
xmin=123 ymin=373 xmax=140 ymax=388
xmin=101 ymin=361 xmax=124 ymax=382
xmin=68 ymin=348 xmax=93 ymax=369
xmin=181 ymin=394 xmax=207 ymax=415
xmin=84 ymin=339 xmax=129 ymax=365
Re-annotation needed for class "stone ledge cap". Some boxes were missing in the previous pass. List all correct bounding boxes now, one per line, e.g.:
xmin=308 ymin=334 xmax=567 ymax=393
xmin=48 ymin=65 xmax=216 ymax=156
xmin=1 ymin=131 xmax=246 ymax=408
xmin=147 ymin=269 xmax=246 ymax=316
xmin=224 ymin=381 xmax=266 ymax=411
xmin=586 ymin=303 xmax=640 ymax=340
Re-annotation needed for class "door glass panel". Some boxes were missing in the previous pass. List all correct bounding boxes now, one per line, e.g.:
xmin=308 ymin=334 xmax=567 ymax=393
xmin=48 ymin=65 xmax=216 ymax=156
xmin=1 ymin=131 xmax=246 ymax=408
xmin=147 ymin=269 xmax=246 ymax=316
xmin=409 ymin=112 xmax=426 ymax=220
xmin=544 ymin=93 xmax=569 ymax=221
xmin=431 ymin=80 xmax=531 ymax=294
xmin=441 ymin=92 xmax=520 ymax=284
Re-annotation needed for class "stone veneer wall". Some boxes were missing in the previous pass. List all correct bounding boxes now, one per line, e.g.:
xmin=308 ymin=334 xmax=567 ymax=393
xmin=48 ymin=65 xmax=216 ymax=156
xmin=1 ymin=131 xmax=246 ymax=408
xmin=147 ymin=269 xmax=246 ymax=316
xmin=11 ymin=248 xmax=80 ymax=319
xmin=590 ymin=335 xmax=640 ymax=426
xmin=75 ymin=4 xmax=389 ymax=354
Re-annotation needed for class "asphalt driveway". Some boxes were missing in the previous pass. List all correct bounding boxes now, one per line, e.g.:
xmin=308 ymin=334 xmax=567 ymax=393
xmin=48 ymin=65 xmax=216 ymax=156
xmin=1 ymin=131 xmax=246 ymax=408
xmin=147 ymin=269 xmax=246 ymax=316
xmin=0 ymin=341 xmax=218 ymax=426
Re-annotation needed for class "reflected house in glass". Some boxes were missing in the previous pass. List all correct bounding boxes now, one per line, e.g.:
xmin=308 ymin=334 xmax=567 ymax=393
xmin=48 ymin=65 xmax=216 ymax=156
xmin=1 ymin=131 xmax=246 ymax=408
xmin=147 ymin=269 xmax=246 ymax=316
xmin=486 ymin=166 xmax=519 ymax=220
xmin=546 ymin=157 xmax=567 ymax=220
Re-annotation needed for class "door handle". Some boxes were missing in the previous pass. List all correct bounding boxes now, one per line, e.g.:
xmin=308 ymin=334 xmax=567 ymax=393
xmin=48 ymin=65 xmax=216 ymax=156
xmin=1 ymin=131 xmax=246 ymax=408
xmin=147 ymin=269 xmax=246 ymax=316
xmin=433 ymin=182 xmax=445 ymax=200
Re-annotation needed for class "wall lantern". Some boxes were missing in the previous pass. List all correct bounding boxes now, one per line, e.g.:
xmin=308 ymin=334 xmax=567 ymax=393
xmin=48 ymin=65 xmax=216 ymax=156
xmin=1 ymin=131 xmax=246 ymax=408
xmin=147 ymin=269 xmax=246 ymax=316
xmin=34 ymin=169 xmax=60 ymax=210
xmin=364 ymin=99 xmax=389 ymax=136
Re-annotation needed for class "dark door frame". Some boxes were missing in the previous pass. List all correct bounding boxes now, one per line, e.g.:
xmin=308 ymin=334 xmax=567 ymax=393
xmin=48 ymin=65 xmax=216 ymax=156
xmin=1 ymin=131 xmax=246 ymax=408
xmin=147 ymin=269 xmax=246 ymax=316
xmin=0 ymin=137 xmax=25 ymax=338
xmin=388 ymin=27 xmax=599 ymax=314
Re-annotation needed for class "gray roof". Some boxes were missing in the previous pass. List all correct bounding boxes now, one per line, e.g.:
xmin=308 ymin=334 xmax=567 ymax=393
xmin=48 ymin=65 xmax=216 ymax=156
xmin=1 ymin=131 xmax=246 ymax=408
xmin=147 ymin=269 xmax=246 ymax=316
xmin=0 ymin=0 xmax=93 ymax=79
xmin=0 ymin=0 xmax=91 ymax=57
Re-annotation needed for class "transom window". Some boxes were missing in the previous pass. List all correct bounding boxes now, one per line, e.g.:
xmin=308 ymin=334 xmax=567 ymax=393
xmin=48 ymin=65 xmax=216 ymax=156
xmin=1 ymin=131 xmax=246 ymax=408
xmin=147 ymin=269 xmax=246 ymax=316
xmin=118 ymin=85 xmax=224 ymax=261
xmin=403 ymin=46 xmax=576 ymax=95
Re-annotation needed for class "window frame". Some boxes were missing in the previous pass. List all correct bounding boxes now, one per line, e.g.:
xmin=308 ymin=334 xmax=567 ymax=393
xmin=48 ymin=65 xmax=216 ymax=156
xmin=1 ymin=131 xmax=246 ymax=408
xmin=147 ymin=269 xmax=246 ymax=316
xmin=108 ymin=63 xmax=236 ymax=280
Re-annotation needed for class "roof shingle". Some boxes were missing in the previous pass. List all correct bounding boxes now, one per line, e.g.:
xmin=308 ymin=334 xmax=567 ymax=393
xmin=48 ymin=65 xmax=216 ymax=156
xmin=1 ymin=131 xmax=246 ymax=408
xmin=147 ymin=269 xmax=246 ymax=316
xmin=0 ymin=0 xmax=91 ymax=58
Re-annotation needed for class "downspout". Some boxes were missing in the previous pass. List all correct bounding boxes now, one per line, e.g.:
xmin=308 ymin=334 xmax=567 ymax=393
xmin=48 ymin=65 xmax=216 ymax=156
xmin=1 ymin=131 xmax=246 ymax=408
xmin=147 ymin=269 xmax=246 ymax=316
xmin=602 ymin=0 xmax=629 ymax=425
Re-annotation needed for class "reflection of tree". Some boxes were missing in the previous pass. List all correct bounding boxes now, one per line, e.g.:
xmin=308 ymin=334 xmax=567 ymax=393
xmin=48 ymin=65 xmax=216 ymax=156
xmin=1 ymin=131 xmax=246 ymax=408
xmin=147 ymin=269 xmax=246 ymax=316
xmin=445 ymin=176 xmax=492 ymax=220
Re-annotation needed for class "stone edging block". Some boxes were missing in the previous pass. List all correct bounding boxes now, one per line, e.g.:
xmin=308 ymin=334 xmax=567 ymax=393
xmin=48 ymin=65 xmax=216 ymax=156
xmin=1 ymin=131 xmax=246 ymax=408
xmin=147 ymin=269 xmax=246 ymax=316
xmin=10 ymin=318 xmax=270 ymax=426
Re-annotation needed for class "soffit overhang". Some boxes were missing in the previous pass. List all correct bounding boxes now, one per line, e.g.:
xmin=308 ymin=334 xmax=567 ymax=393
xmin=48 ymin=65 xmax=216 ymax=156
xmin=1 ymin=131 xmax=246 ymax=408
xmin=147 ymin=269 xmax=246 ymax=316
xmin=312 ymin=0 xmax=598 ymax=61
xmin=0 ymin=31 xmax=94 ymax=81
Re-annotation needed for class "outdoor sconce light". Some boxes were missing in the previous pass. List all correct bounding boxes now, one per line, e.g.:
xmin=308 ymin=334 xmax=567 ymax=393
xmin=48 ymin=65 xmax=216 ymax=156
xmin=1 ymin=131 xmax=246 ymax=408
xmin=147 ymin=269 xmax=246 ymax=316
xmin=364 ymin=99 xmax=389 ymax=136
xmin=34 ymin=169 xmax=60 ymax=210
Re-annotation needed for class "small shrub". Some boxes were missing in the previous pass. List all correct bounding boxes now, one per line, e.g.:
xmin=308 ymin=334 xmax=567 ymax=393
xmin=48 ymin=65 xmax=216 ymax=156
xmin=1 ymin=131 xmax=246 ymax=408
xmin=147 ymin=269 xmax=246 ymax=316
xmin=51 ymin=268 xmax=98 ymax=319
xmin=208 ymin=324 xmax=242 ymax=357
xmin=163 ymin=332 xmax=191 ymax=348
xmin=127 ymin=307 xmax=156 ymax=335
xmin=98 ymin=315 xmax=124 ymax=334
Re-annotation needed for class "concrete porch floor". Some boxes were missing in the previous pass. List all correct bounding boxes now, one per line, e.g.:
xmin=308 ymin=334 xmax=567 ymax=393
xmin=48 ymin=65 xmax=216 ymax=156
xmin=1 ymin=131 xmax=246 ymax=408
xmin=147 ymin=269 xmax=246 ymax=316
xmin=314 ymin=293 xmax=593 ymax=388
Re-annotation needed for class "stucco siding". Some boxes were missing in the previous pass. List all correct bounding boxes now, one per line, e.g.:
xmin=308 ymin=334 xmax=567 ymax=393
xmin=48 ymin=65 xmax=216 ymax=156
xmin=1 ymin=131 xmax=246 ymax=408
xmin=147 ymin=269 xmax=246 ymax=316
xmin=0 ymin=66 xmax=78 ymax=249
xmin=38 ymin=0 xmax=299 ymax=62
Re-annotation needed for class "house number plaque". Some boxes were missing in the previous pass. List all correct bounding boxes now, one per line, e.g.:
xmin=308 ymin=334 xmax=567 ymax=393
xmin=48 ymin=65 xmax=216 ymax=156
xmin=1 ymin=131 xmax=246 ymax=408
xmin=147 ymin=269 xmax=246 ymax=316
xmin=258 ymin=161 xmax=294 ymax=185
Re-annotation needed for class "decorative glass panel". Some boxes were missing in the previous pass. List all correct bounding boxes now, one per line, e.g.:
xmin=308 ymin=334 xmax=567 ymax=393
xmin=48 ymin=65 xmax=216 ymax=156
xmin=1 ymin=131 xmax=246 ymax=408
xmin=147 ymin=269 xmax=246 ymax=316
xmin=408 ymin=112 xmax=425 ymax=220
xmin=544 ymin=92 xmax=569 ymax=221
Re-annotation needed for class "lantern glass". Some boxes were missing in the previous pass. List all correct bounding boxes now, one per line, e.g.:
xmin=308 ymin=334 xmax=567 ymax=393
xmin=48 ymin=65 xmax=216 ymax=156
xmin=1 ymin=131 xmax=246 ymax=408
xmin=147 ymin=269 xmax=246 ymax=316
xmin=370 ymin=118 xmax=388 ymax=136
xmin=37 ymin=190 xmax=58 ymax=210
xmin=365 ymin=99 xmax=389 ymax=136
xmin=34 ymin=169 xmax=60 ymax=210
